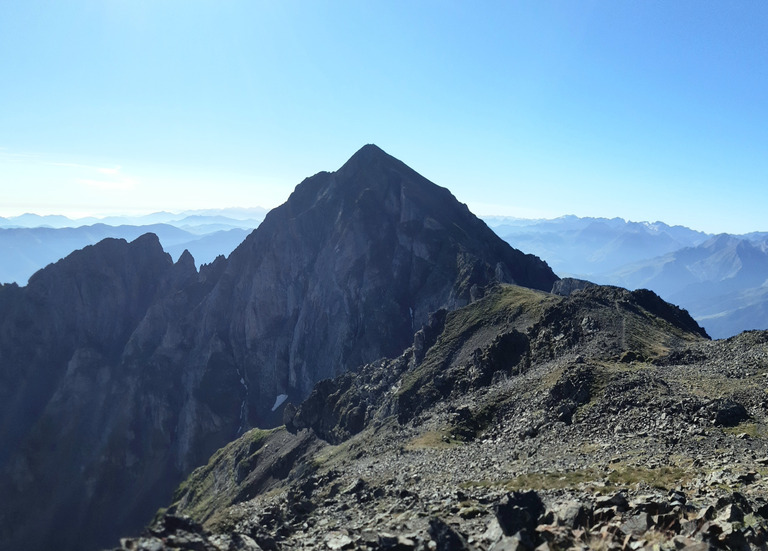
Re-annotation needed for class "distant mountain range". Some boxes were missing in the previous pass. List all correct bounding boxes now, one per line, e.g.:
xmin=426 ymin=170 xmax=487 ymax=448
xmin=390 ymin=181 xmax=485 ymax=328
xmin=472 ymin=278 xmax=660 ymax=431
xmin=483 ymin=215 xmax=711 ymax=277
xmin=484 ymin=216 xmax=768 ymax=339
xmin=0 ymin=207 xmax=267 ymax=230
xmin=0 ymin=208 xmax=266 ymax=285
xmin=2 ymin=209 xmax=766 ymax=339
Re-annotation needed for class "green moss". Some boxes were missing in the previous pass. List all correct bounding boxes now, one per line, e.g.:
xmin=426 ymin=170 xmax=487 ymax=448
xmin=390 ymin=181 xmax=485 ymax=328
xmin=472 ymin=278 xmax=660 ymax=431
xmin=398 ymin=285 xmax=560 ymax=398
xmin=462 ymin=469 xmax=601 ymax=491
xmin=170 ymin=427 xmax=276 ymax=522
xmin=605 ymin=464 xmax=690 ymax=489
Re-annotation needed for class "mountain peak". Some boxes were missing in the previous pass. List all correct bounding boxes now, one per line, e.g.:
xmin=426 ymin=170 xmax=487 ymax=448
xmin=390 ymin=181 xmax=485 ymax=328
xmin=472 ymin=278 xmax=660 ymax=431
xmin=349 ymin=142 xmax=388 ymax=160
xmin=335 ymin=143 xmax=405 ymax=179
xmin=228 ymin=144 xmax=558 ymax=421
xmin=0 ymin=145 xmax=557 ymax=551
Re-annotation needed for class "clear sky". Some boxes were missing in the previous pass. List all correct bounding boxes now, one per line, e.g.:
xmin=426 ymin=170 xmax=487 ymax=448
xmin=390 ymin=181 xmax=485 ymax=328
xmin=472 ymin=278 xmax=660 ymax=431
xmin=1 ymin=1 xmax=766 ymax=234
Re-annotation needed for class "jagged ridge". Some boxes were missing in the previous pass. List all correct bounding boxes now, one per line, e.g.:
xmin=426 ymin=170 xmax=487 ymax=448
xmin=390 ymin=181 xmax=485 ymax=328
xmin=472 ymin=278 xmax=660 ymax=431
xmin=0 ymin=145 xmax=557 ymax=551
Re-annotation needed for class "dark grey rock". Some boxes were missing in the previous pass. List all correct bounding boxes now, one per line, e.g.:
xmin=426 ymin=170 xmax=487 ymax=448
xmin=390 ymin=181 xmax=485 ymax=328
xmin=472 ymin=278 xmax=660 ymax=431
xmin=620 ymin=512 xmax=651 ymax=536
xmin=428 ymin=518 xmax=470 ymax=551
xmin=494 ymin=491 xmax=545 ymax=537
xmin=552 ymin=501 xmax=592 ymax=529
xmin=712 ymin=400 xmax=749 ymax=427
xmin=595 ymin=492 xmax=629 ymax=513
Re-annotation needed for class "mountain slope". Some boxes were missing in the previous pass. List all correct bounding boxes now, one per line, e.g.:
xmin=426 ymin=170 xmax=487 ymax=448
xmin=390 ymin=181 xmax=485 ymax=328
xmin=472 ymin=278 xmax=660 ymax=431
xmin=0 ymin=235 xmax=202 ymax=551
xmin=0 ymin=145 xmax=557 ymax=551
xmin=206 ymin=144 xmax=558 ymax=426
xmin=121 ymin=283 xmax=767 ymax=551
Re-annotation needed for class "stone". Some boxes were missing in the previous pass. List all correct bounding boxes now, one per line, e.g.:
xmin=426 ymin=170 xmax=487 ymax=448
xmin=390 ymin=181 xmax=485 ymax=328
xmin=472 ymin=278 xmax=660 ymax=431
xmin=737 ymin=471 xmax=758 ymax=484
xmin=428 ymin=518 xmax=470 ymax=551
xmin=494 ymin=491 xmax=545 ymax=536
xmin=343 ymin=478 xmax=368 ymax=496
xmin=489 ymin=536 xmax=526 ymax=551
xmin=653 ymin=512 xmax=681 ymax=532
xmin=325 ymin=531 xmax=353 ymax=550
xmin=671 ymin=535 xmax=708 ymax=550
xmin=231 ymin=534 xmax=264 ymax=550
xmin=713 ymin=400 xmax=749 ymax=427
xmin=595 ymin=492 xmax=629 ymax=513
xmin=717 ymin=504 xmax=745 ymax=524
xmin=620 ymin=512 xmax=651 ymax=536
xmin=668 ymin=490 xmax=687 ymax=506
xmin=552 ymin=501 xmax=592 ymax=529
xmin=631 ymin=497 xmax=670 ymax=516
xmin=459 ymin=506 xmax=484 ymax=519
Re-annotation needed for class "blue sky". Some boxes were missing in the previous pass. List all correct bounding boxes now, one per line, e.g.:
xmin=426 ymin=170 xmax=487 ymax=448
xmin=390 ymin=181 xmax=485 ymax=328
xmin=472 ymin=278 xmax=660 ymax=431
xmin=1 ymin=1 xmax=766 ymax=233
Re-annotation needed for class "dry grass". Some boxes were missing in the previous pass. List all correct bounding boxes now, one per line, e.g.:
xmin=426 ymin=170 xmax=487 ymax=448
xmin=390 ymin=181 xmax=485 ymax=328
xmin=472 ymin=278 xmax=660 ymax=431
xmin=404 ymin=429 xmax=461 ymax=450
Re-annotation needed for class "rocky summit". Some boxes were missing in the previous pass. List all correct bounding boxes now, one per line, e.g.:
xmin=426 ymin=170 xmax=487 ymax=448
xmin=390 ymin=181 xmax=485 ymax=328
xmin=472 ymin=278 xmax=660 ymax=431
xmin=0 ymin=145 xmax=557 ymax=551
xmin=114 ymin=284 xmax=768 ymax=551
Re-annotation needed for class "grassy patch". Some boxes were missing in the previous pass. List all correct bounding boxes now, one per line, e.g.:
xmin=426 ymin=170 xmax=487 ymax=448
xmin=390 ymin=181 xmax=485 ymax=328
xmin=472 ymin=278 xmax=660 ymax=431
xmin=311 ymin=437 xmax=356 ymax=467
xmin=462 ymin=469 xmax=601 ymax=492
xmin=723 ymin=422 xmax=768 ymax=439
xmin=606 ymin=464 xmax=690 ymax=489
xmin=578 ymin=442 xmax=602 ymax=455
xmin=171 ymin=427 xmax=275 ymax=522
xmin=405 ymin=429 xmax=462 ymax=450
xmin=310 ymin=423 xmax=385 ymax=469
xmin=463 ymin=463 xmax=692 ymax=493
xmin=398 ymin=285 xmax=559 ymax=396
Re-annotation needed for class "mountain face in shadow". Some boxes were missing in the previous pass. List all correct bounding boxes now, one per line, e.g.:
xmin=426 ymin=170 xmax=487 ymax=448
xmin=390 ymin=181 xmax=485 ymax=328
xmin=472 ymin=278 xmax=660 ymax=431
xmin=207 ymin=144 xmax=558 ymax=426
xmin=0 ymin=145 xmax=557 ymax=551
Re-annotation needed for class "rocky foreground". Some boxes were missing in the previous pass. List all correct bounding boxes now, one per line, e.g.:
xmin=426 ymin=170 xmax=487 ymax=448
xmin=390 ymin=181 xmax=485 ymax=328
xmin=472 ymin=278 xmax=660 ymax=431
xmin=112 ymin=285 xmax=768 ymax=550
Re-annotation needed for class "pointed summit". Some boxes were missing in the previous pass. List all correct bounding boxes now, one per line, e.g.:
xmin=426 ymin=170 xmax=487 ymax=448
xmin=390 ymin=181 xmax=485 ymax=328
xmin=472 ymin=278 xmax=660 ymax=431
xmin=336 ymin=143 xmax=431 ymax=186
xmin=223 ymin=145 xmax=558 ymax=422
xmin=344 ymin=142 xmax=390 ymax=163
xmin=334 ymin=143 xmax=408 ymax=178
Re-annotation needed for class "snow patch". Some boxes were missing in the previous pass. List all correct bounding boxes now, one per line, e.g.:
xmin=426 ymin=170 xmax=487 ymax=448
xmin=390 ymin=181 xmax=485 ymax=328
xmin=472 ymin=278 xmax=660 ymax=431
xmin=272 ymin=394 xmax=289 ymax=412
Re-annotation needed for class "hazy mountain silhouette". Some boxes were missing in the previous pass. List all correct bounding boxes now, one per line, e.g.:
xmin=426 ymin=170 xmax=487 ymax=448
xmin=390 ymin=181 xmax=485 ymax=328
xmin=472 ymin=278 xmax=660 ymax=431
xmin=486 ymin=216 xmax=768 ymax=338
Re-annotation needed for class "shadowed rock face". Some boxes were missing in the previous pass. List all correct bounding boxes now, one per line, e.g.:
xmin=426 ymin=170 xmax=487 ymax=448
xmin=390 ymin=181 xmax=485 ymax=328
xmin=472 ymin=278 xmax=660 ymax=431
xmin=204 ymin=144 xmax=558 ymax=427
xmin=0 ymin=145 xmax=557 ymax=551
xmin=0 ymin=234 xmax=202 ymax=551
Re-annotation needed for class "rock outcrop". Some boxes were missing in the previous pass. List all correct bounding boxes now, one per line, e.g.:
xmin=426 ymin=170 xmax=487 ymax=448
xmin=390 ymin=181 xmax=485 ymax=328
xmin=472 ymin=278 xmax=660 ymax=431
xmin=0 ymin=145 xmax=557 ymax=551
xmin=117 ymin=283 xmax=768 ymax=551
xmin=0 ymin=234 xmax=202 ymax=551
